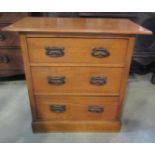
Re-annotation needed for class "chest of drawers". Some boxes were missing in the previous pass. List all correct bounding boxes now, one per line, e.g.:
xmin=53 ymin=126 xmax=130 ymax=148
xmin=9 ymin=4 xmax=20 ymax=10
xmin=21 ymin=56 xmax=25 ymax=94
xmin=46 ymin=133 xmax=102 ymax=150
xmin=3 ymin=17 xmax=151 ymax=132
xmin=0 ymin=13 xmax=28 ymax=77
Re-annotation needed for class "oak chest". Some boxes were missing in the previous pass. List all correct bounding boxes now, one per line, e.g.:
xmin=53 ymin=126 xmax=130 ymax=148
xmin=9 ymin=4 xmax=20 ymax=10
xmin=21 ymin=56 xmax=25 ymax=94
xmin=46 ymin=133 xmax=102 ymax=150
xmin=3 ymin=17 xmax=151 ymax=132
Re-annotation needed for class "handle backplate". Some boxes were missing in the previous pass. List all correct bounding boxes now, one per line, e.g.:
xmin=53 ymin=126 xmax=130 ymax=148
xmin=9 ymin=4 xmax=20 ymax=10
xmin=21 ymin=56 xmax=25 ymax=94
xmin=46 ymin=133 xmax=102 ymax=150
xmin=90 ymin=76 xmax=107 ymax=86
xmin=50 ymin=105 xmax=66 ymax=113
xmin=0 ymin=34 xmax=6 ymax=41
xmin=0 ymin=55 xmax=10 ymax=63
xmin=45 ymin=47 xmax=64 ymax=57
xmin=88 ymin=105 xmax=104 ymax=113
xmin=92 ymin=48 xmax=110 ymax=58
xmin=48 ymin=76 xmax=65 ymax=85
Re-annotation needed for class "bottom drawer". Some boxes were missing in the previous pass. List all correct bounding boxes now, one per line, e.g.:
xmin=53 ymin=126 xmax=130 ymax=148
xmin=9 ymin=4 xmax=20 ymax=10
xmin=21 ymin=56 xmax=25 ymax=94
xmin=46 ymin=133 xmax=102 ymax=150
xmin=35 ymin=96 xmax=120 ymax=121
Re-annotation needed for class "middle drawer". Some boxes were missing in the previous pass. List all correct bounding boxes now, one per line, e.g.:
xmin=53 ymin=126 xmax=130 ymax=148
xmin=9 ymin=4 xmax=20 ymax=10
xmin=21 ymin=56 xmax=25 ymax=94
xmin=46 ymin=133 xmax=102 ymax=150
xmin=31 ymin=66 xmax=123 ymax=95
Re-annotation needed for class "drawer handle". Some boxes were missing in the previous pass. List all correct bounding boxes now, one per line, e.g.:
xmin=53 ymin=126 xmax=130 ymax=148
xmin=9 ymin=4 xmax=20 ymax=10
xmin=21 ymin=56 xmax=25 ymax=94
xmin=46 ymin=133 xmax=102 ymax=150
xmin=0 ymin=55 xmax=10 ymax=63
xmin=90 ymin=76 xmax=107 ymax=86
xmin=48 ymin=76 xmax=65 ymax=85
xmin=0 ymin=34 xmax=6 ymax=41
xmin=92 ymin=48 xmax=110 ymax=58
xmin=45 ymin=47 xmax=64 ymax=57
xmin=88 ymin=105 xmax=104 ymax=113
xmin=50 ymin=105 xmax=66 ymax=113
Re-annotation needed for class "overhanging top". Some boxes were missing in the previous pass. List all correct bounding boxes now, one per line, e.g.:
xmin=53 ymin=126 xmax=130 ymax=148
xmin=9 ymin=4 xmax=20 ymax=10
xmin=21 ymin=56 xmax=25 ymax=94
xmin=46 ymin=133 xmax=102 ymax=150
xmin=3 ymin=17 xmax=152 ymax=35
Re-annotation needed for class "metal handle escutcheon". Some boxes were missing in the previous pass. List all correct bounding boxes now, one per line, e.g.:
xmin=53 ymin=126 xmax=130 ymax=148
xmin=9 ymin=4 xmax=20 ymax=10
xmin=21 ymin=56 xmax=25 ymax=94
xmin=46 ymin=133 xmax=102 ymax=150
xmin=90 ymin=76 xmax=107 ymax=86
xmin=91 ymin=48 xmax=110 ymax=58
xmin=0 ymin=55 xmax=10 ymax=63
xmin=88 ymin=105 xmax=104 ymax=113
xmin=48 ymin=76 xmax=65 ymax=85
xmin=50 ymin=105 xmax=66 ymax=113
xmin=45 ymin=47 xmax=64 ymax=57
xmin=0 ymin=34 xmax=6 ymax=41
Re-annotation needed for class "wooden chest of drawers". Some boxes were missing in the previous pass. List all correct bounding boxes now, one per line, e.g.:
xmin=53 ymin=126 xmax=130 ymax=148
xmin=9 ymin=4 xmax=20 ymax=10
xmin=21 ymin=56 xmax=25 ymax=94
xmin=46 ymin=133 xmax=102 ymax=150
xmin=0 ymin=13 xmax=28 ymax=77
xmin=3 ymin=17 xmax=151 ymax=132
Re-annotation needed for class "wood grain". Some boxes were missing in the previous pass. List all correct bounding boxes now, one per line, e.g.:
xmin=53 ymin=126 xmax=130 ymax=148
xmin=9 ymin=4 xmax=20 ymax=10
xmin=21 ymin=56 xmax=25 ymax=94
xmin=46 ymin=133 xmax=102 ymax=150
xmin=0 ymin=13 xmax=29 ymax=78
xmin=27 ymin=37 xmax=128 ymax=66
xmin=32 ymin=120 xmax=121 ymax=132
xmin=116 ymin=37 xmax=136 ymax=120
xmin=35 ymin=95 xmax=119 ymax=121
xmin=3 ymin=17 xmax=152 ymax=35
xmin=20 ymin=35 xmax=37 ymax=121
xmin=0 ymin=47 xmax=23 ymax=70
xmin=0 ymin=70 xmax=23 ymax=77
xmin=3 ymin=17 xmax=152 ymax=132
xmin=0 ymin=13 xmax=28 ymax=24
xmin=0 ymin=25 xmax=20 ymax=47
xmin=31 ymin=66 xmax=123 ymax=94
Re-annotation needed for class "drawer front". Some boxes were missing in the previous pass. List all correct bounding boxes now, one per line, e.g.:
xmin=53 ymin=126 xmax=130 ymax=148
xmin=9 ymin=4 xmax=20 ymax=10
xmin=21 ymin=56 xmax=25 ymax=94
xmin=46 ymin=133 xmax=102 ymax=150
xmin=0 ymin=24 xmax=20 ymax=47
xmin=0 ymin=32 xmax=19 ymax=47
xmin=27 ymin=38 xmax=128 ymax=65
xmin=31 ymin=67 xmax=123 ymax=94
xmin=35 ymin=96 xmax=119 ymax=121
xmin=0 ymin=70 xmax=24 ymax=77
xmin=0 ymin=48 xmax=23 ymax=70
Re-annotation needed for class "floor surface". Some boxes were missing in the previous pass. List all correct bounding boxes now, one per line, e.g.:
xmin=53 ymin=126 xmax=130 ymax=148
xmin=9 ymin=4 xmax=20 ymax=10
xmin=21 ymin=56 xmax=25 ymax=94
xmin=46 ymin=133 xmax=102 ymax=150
xmin=0 ymin=74 xmax=155 ymax=143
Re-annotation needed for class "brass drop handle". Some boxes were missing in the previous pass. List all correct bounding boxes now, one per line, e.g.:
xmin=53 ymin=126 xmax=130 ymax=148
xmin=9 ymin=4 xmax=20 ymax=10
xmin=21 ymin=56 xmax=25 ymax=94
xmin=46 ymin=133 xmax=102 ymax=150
xmin=88 ymin=105 xmax=104 ymax=113
xmin=45 ymin=47 xmax=64 ymax=57
xmin=0 ymin=34 xmax=6 ymax=41
xmin=50 ymin=105 xmax=66 ymax=113
xmin=0 ymin=55 xmax=10 ymax=63
xmin=90 ymin=76 xmax=107 ymax=86
xmin=48 ymin=76 xmax=65 ymax=85
xmin=91 ymin=48 xmax=110 ymax=58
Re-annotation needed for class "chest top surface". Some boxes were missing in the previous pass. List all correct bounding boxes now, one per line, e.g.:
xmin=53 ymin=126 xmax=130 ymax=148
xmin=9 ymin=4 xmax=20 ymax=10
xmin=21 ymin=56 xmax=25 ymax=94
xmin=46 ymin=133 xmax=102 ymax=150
xmin=3 ymin=17 xmax=152 ymax=35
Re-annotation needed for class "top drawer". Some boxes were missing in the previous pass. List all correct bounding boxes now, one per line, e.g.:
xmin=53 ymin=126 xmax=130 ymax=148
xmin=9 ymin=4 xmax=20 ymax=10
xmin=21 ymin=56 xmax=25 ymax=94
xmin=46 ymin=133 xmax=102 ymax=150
xmin=27 ymin=37 xmax=128 ymax=66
